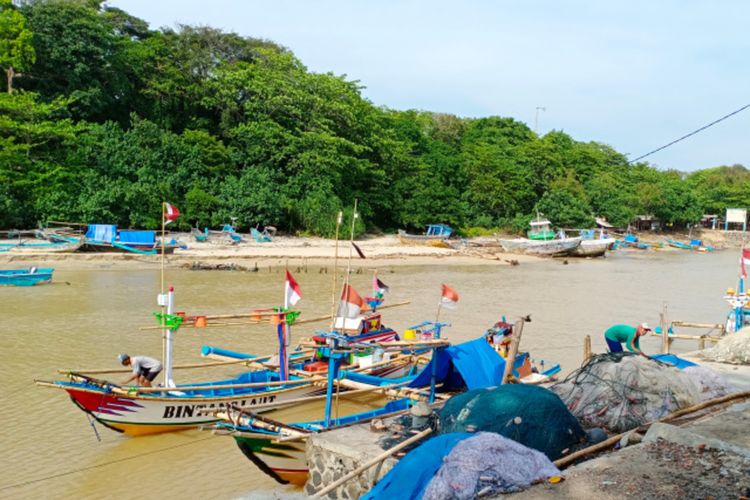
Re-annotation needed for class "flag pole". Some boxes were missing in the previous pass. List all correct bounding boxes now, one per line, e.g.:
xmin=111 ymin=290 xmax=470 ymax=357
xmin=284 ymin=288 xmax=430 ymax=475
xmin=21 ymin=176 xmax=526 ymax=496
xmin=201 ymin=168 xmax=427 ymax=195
xmin=280 ymin=259 xmax=290 ymax=380
xmin=160 ymin=202 xmax=166 ymax=371
xmin=344 ymin=199 xmax=358 ymax=292
xmin=329 ymin=211 xmax=343 ymax=329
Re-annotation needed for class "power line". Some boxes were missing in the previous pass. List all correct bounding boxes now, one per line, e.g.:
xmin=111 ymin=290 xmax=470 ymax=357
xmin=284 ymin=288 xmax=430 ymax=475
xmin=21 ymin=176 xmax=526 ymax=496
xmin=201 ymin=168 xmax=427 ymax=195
xmin=629 ymin=103 xmax=750 ymax=164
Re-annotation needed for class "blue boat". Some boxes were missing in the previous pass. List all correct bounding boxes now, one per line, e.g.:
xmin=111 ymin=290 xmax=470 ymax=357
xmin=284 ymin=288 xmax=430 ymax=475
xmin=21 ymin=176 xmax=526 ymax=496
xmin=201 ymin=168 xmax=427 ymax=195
xmin=398 ymin=224 xmax=454 ymax=248
xmin=0 ymin=267 xmax=54 ymax=286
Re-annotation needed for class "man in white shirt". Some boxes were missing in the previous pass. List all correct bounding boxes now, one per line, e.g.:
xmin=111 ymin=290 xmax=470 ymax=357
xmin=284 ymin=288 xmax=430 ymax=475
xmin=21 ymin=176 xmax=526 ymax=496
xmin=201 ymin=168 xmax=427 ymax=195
xmin=118 ymin=353 xmax=162 ymax=387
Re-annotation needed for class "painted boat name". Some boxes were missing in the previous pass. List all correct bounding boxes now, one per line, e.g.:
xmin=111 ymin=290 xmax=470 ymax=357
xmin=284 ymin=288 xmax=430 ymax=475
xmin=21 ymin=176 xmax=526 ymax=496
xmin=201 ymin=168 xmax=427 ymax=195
xmin=162 ymin=395 xmax=277 ymax=418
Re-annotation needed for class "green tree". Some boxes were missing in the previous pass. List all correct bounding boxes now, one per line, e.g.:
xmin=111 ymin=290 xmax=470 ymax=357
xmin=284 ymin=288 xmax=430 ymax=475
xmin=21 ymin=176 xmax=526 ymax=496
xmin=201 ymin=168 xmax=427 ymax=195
xmin=0 ymin=0 xmax=35 ymax=93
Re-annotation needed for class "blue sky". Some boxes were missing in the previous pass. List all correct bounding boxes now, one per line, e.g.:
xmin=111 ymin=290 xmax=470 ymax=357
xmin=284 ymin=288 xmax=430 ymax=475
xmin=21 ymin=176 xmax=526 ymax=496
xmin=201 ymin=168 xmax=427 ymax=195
xmin=109 ymin=0 xmax=750 ymax=172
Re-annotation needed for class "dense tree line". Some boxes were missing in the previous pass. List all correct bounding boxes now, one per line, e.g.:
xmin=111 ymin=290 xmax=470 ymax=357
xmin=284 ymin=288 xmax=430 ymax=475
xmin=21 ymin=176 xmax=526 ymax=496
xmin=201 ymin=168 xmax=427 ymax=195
xmin=0 ymin=0 xmax=745 ymax=235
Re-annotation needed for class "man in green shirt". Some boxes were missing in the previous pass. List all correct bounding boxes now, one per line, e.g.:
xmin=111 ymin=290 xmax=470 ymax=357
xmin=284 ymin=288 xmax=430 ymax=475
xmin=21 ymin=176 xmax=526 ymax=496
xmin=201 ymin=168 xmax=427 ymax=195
xmin=604 ymin=323 xmax=651 ymax=357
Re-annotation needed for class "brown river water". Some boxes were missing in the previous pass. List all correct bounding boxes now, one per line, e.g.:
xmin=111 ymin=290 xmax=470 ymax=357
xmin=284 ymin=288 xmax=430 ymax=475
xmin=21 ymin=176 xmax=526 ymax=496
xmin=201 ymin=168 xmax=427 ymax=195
xmin=0 ymin=249 xmax=739 ymax=499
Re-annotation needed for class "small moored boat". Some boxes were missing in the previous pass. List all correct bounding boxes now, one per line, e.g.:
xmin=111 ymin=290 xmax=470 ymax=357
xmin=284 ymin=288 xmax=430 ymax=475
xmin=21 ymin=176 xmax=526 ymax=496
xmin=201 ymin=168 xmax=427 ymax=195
xmin=398 ymin=224 xmax=453 ymax=248
xmin=0 ymin=267 xmax=54 ymax=286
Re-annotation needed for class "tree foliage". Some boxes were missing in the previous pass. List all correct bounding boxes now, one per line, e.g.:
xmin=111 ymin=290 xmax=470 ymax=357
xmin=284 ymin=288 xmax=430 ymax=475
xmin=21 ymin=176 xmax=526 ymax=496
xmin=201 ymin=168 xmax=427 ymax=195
xmin=0 ymin=0 xmax=738 ymax=233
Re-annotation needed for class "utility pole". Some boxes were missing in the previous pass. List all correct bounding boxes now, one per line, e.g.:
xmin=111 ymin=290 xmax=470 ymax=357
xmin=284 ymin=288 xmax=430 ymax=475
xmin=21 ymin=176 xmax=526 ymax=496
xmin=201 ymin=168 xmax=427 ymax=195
xmin=534 ymin=106 xmax=546 ymax=134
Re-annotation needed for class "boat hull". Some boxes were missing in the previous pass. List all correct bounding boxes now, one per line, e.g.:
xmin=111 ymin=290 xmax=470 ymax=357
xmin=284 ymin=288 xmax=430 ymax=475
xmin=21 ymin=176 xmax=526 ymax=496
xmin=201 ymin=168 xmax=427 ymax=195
xmin=234 ymin=433 xmax=308 ymax=485
xmin=0 ymin=268 xmax=54 ymax=286
xmin=62 ymin=383 xmax=324 ymax=436
xmin=397 ymin=231 xmax=451 ymax=248
xmin=570 ymin=238 xmax=615 ymax=257
xmin=497 ymin=237 xmax=581 ymax=256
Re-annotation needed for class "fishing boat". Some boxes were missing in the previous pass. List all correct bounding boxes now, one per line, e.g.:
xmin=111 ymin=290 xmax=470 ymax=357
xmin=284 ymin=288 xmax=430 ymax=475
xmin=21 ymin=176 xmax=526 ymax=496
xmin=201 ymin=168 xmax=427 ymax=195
xmin=497 ymin=236 xmax=581 ymax=256
xmin=569 ymin=229 xmax=616 ymax=258
xmin=80 ymin=224 xmax=182 ymax=254
xmin=35 ymin=287 xmax=434 ymax=436
xmin=498 ymin=217 xmax=581 ymax=256
xmin=0 ymin=267 xmax=54 ymax=286
xmin=618 ymin=233 xmax=650 ymax=250
xmin=213 ymin=329 xmax=561 ymax=486
xmin=0 ymin=239 xmax=82 ymax=253
xmin=397 ymin=224 xmax=453 ymax=248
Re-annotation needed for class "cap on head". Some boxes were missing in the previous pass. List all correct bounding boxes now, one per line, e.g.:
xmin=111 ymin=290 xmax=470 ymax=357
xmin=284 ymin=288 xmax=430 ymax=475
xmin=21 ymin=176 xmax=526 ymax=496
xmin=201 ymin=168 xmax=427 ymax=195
xmin=639 ymin=322 xmax=651 ymax=331
xmin=118 ymin=353 xmax=130 ymax=364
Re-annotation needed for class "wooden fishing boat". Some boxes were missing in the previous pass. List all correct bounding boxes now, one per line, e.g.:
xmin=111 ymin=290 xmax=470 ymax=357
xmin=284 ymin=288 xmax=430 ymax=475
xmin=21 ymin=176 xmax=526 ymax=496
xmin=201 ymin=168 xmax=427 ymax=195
xmin=497 ymin=236 xmax=581 ymax=256
xmin=0 ymin=239 xmax=82 ymax=253
xmin=36 ymin=289 xmax=431 ymax=436
xmin=397 ymin=224 xmax=453 ymax=248
xmin=617 ymin=234 xmax=650 ymax=250
xmin=0 ymin=267 xmax=54 ymax=286
xmin=564 ymin=229 xmax=615 ymax=257
xmin=213 ymin=332 xmax=561 ymax=486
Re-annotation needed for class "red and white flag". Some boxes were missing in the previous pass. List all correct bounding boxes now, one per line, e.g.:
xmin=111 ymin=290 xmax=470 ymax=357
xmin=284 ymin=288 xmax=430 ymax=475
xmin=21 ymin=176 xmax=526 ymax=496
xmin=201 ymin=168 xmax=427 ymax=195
xmin=741 ymin=249 xmax=750 ymax=278
xmin=440 ymin=284 xmax=459 ymax=309
xmin=164 ymin=203 xmax=181 ymax=225
xmin=337 ymin=284 xmax=366 ymax=319
xmin=285 ymin=270 xmax=302 ymax=307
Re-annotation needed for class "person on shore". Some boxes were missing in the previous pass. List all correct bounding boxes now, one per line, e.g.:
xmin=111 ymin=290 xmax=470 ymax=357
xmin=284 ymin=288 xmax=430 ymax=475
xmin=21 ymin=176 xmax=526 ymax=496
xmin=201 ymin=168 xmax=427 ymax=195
xmin=118 ymin=353 xmax=162 ymax=387
xmin=604 ymin=323 xmax=652 ymax=358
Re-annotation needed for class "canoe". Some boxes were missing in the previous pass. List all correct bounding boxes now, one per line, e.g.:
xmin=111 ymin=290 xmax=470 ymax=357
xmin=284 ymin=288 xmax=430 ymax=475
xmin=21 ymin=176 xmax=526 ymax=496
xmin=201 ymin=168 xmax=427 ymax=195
xmin=497 ymin=237 xmax=581 ymax=256
xmin=0 ymin=239 xmax=82 ymax=253
xmin=0 ymin=267 xmax=54 ymax=286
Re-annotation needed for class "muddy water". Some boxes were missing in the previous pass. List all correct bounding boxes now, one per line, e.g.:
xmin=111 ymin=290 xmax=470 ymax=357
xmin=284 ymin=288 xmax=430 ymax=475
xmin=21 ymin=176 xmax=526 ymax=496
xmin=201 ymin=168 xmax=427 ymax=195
xmin=0 ymin=250 xmax=738 ymax=498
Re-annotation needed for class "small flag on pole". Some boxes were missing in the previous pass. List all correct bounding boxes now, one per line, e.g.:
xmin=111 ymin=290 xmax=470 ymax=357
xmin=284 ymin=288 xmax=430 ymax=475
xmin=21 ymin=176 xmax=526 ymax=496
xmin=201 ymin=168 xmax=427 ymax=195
xmin=285 ymin=270 xmax=302 ymax=307
xmin=440 ymin=284 xmax=459 ymax=309
xmin=164 ymin=203 xmax=181 ymax=225
xmin=373 ymin=275 xmax=389 ymax=297
xmin=741 ymin=249 xmax=750 ymax=278
xmin=352 ymin=242 xmax=366 ymax=259
xmin=337 ymin=284 xmax=366 ymax=319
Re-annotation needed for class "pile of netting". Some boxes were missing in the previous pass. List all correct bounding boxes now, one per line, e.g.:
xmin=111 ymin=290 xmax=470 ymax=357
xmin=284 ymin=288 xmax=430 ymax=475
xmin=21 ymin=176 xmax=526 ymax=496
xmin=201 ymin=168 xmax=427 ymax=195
xmin=551 ymin=353 xmax=733 ymax=433
xmin=436 ymin=384 xmax=585 ymax=460
xmin=423 ymin=432 xmax=561 ymax=499
xmin=702 ymin=328 xmax=750 ymax=364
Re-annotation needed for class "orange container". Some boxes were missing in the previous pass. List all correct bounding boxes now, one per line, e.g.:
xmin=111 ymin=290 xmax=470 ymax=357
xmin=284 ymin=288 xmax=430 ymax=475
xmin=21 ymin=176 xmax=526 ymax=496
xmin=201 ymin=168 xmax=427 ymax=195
xmin=303 ymin=361 xmax=328 ymax=373
xmin=194 ymin=316 xmax=208 ymax=328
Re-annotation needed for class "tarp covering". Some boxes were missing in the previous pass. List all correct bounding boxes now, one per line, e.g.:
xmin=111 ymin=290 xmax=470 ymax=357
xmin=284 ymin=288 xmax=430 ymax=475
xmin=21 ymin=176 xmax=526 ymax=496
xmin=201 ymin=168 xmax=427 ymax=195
xmin=118 ymin=230 xmax=155 ymax=246
xmin=436 ymin=385 xmax=585 ymax=460
xmin=84 ymin=224 xmax=116 ymax=243
xmin=361 ymin=433 xmax=471 ymax=500
xmin=423 ymin=432 xmax=561 ymax=498
xmin=407 ymin=338 xmax=505 ymax=391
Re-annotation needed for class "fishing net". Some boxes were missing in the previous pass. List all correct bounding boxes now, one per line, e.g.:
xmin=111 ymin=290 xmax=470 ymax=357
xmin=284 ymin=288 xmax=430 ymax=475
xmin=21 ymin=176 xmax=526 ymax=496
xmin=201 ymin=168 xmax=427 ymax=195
xmin=701 ymin=328 xmax=750 ymax=364
xmin=436 ymin=384 xmax=585 ymax=460
xmin=682 ymin=365 xmax=735 ymax=400
xmin=423 ymin=432 xmax=560 ymax=499
xmin=551 ymin=353 xmax=703 ymax=433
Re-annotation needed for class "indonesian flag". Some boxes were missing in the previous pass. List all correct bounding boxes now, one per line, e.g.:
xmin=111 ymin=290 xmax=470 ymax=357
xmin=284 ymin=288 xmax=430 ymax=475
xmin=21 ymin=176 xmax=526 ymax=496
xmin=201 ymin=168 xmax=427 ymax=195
xmin=742 ymin=249 xmax=750 ymax=278
xmin=285 ymin=270 xmax=302 ymax=307
xmin=373 ymin=275 xmax=389 ymax=296
xmin=164 ymin=203 xmax=181 ymax=225
xmin=337 ymin=284 xmax=366 ymax=319
xmin=440 ymin=284 xmax=459 ymax=309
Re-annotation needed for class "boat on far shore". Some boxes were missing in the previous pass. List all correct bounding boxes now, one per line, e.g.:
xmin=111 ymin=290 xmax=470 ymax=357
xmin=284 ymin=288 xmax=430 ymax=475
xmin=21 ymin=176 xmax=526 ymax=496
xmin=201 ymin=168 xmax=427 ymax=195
xmin=0 ymin=267 xmax=54 ymax=286
xmin=569 ymin=229 xmax=616 ymax=258
xmin=497 ymin=216 xmax=581 ymax=256
xmin=398 ymin=224 xmax=454 ymax=248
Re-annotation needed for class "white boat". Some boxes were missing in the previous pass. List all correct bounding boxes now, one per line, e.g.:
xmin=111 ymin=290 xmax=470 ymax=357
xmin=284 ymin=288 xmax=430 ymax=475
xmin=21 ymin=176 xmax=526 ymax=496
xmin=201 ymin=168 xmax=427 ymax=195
xmin=498 ymin=236 xmax=581 ymax=256
xmin=568 ymin=229 xmax=615 ymax=257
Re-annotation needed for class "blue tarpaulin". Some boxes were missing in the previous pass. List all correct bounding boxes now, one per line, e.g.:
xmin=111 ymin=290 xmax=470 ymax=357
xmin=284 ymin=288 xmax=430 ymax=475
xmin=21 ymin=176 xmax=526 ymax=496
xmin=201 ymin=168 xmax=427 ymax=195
xmin=408 ymin=338 xmax=506 ymax=391
xmin=118 ymin=230 xmax=155 ymax=246
xmin=84 ymin=224 xmax=116 ymax=243
xmin=361 ymin=433 xmax=471 ymax=500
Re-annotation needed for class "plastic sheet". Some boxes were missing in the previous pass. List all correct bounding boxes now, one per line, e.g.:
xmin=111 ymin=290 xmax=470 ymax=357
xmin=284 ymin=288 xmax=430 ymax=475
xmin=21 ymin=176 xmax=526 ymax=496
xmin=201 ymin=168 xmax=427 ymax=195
xmin=423 ymin=432 xmax=560 ymax=499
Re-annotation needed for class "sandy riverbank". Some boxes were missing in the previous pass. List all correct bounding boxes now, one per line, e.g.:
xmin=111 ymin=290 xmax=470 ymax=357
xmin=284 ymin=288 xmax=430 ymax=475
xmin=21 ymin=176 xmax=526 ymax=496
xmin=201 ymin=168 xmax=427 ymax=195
xmin=0 ymin=234 xmax=543 ymax=269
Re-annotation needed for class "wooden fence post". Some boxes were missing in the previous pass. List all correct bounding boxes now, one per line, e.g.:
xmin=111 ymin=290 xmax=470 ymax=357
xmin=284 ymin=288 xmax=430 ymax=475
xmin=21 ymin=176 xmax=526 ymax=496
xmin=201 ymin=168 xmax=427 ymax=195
xmin=583 ymin=334 xmax=592 ymax=362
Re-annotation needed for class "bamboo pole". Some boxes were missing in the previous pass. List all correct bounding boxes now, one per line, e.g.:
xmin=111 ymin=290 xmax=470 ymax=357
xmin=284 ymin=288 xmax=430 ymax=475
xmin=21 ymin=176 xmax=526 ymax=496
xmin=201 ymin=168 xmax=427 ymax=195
xmin=583 ymin=335 xmax=592 ymax=363
xmin=660 ymin=303 xmax=669 ymax=354
xmin=554 ymin=390 xmax=750 ymax=469
xmin=671 ymin=321 xmax=725 ymax=329
xmin=138 ymin=301 xmax=411 ymax=330
xmin=313 ymin=427 xmax=433 ymax=498
xmin=646 ymin=332 xmax=721 ymax=343
xmin=502 ymin=319 xmax=524 ymax=384
xmin=55 ymin=350 xmax=314 ymax=374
